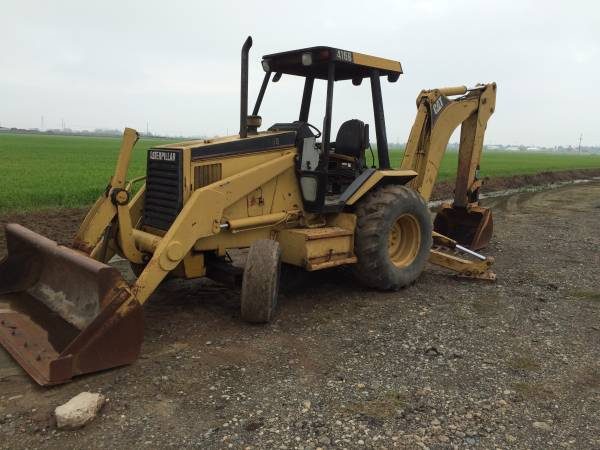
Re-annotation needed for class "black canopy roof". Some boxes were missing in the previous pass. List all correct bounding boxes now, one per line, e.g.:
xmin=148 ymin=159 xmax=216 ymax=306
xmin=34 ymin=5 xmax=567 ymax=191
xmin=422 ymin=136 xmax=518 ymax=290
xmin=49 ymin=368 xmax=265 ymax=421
xmin=261 ymin=46 xmax=403 ymax=81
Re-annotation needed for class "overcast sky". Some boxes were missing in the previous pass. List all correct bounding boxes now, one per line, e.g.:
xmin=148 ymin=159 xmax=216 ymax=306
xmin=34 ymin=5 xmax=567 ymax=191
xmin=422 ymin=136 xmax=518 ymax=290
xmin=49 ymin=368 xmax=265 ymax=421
xmin=1 ymin=0 xmax=599 ymax=146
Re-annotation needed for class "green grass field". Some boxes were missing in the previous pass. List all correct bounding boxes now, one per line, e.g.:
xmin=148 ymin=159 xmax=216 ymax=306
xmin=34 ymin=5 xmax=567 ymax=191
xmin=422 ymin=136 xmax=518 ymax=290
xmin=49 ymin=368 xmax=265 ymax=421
xmin=1 ymin=133 xmax=599 ymax=213
xmin=0 ymin=133 xmax=176 ymax=213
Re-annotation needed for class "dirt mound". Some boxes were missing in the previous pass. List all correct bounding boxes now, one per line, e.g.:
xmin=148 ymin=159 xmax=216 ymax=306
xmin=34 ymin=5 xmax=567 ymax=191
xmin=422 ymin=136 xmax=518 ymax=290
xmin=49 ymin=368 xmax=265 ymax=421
xmin=0 ymin=208 xmax=86 ymax=258
xmin=431 ymin=168 xmax=600 ymax=200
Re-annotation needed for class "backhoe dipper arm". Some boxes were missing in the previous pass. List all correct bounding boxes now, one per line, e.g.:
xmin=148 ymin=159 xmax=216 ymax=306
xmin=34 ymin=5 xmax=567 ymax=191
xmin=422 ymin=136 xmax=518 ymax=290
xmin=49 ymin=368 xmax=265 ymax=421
xmin=400 ymin=83 xmax=497 ymax=203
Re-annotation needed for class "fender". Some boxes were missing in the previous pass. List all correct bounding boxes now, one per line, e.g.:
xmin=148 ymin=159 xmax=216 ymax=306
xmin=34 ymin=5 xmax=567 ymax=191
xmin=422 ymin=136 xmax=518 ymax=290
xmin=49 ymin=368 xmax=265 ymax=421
xmin=343 ymin=169 xmax=418 ymax=205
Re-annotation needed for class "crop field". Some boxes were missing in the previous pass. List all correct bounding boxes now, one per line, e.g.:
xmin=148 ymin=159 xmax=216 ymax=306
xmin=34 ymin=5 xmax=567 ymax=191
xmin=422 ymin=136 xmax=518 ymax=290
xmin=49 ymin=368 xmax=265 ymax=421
xmin=0 ymin=133 xmax=176 ymax=213
xmin=1 ymin=132 xmax=599 ymax=213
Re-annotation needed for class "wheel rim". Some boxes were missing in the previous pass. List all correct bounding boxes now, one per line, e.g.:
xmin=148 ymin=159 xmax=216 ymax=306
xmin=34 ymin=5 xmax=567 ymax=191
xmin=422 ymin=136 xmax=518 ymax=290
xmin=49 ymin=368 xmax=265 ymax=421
xmin=388 ymin=213 xmax=421 ymax=268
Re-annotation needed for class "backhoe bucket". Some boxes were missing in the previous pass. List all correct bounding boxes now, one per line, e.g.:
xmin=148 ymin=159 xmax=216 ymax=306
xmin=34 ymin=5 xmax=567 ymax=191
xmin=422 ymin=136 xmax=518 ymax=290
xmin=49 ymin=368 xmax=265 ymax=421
xmin=0 ymin=224 xmax=143 ymax=385
xmin=433 ymin=204 xmax=493 ymax=250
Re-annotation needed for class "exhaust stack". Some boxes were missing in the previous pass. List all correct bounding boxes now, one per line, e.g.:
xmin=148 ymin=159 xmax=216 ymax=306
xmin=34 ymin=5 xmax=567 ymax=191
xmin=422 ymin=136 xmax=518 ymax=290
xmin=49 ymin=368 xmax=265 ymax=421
xmin=239 ymin=36 xmax=253 ymax=138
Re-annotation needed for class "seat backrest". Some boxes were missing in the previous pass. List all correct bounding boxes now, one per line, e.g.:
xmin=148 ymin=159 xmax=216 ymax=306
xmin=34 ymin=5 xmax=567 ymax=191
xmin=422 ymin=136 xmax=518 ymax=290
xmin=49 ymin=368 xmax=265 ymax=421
xmin=335 ymin=119 xmax=367 ymax=158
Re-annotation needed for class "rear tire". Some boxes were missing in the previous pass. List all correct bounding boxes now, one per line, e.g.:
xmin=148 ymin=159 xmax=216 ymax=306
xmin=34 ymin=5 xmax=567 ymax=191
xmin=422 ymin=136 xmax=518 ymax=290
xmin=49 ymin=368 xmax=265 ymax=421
xmin=353 ymin=184 xmax=432 ymax=290
xmin=241 ymin=240 xmax=281 ymax=323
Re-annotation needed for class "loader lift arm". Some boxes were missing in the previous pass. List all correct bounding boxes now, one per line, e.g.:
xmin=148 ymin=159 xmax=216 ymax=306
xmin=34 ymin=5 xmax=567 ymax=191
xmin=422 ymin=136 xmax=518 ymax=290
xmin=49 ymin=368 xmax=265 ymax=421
xmin=72 ymin=127 xmax=141 ymax=259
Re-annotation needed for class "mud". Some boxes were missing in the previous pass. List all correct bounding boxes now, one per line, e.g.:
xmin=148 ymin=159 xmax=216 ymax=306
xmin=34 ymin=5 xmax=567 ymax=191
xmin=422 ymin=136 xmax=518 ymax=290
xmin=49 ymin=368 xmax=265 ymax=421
xmin=431 ymin=167 xmax=600 ymax=201
xmin=0 ymin=173 xmax=599 ymax=449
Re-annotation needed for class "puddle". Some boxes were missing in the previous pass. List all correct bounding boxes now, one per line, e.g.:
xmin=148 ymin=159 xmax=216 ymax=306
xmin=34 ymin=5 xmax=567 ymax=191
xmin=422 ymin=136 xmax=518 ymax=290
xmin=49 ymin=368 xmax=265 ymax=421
xmin=428 ymin=176 xmax=600 ymax=208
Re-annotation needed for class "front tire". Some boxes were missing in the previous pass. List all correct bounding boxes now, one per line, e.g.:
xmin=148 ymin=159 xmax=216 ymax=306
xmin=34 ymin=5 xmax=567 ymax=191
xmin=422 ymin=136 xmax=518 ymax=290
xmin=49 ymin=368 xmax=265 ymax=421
xmin=241 ymin=239 xmax=281 ymax=323
xmin=353 ymin=184 xmax=432 ymax=290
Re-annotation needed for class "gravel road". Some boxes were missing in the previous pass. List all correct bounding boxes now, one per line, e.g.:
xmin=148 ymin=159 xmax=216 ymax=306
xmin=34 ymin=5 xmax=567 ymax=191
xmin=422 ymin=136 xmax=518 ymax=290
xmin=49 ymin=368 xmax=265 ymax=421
xmin=0 ymin=181 xmax=599 ymax=449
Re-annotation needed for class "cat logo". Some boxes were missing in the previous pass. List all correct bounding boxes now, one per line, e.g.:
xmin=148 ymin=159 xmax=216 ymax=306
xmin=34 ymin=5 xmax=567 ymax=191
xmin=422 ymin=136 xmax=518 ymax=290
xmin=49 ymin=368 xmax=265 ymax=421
xmin=432 ymin=97 xmax=445 ymax=115
xmin=430 ymin=95 xmax=450 ymax=125
xmin=149 ymin=151 xmax=177 ymax=161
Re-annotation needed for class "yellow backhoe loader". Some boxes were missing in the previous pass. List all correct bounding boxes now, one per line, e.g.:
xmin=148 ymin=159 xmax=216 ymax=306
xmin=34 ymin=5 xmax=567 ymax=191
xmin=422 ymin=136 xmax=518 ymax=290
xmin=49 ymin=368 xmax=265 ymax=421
xmin=0 ymin=37 xmax=496 ymax=385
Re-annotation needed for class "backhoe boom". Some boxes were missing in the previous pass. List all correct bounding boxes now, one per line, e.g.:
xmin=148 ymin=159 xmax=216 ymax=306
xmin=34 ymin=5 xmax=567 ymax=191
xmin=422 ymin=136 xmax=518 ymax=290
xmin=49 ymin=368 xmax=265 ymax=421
xmin=401 ymin=83 xmax=497 ymax=249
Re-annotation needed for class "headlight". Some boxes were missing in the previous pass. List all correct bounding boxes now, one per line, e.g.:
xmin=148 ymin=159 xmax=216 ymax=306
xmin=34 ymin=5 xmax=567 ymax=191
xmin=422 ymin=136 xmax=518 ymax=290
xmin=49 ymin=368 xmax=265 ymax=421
xmin=301 ymin=52 xmax=313 ymax=66
xmin=300 ymin=176 xmax=318 ymax=202
xmin=261 ymin=60 xmax=270 ymax=72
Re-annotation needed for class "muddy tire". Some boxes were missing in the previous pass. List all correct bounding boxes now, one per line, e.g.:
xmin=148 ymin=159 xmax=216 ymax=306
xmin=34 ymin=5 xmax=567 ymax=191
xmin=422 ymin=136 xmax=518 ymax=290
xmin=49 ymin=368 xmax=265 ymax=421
xmin=241 ymin=239 xmax=281 ymax=323
xmin=353 ymin=184 xmax=432 ymax=290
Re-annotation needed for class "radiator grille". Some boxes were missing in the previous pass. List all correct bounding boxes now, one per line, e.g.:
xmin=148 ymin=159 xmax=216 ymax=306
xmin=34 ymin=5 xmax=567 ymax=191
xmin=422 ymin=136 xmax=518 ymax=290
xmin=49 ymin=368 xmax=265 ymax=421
xmin=143 ymin=150 xmax=183 ymax=230
xmin=194 ymin=163 xmax=222 ymax=189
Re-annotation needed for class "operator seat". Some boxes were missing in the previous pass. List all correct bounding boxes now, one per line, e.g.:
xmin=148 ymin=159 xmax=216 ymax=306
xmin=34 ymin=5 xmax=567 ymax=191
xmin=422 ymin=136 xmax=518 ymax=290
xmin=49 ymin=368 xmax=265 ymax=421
xmin=328 ymin=119 xmax=369 ymax=194
xmin=334 ymin=119 xmax=368 ymax=159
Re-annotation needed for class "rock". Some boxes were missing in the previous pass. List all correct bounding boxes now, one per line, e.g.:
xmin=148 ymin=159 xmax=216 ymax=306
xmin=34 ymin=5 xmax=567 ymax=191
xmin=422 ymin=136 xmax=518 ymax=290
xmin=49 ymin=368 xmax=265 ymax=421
xmin=244 ymin=419 xmax=264 ymax=431
xmin=55 ymin=392 xmax=105 ymax=429
xmin=533 ymin=421 xmax=551 ymax=431
xmin=505 ymin=434 xmax=517 ymax=443
xmin=318 ymin=436 xmax=331 ymax=445
xmin=424 ymin=346 xmax=441 ymax=357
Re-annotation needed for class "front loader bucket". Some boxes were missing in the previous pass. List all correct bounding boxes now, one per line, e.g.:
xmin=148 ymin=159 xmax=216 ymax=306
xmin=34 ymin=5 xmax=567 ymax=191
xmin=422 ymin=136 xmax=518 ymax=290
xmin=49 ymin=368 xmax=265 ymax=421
xmin=433 ymin=204 xmax=493 ymax=250
xmin=0 ymin=224 xmax=143 ymax=385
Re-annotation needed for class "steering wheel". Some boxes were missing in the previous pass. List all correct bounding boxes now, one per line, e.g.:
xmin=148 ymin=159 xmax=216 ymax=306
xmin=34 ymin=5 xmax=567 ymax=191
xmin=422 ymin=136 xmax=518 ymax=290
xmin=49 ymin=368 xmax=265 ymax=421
xmin=306 ymin=122 xmax=322 ymax=138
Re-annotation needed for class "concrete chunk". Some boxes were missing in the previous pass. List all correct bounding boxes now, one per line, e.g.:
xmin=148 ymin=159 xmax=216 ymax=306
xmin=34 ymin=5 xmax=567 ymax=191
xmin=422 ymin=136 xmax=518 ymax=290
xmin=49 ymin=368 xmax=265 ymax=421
xmin=55 ymin=392 xmax=105 ymax=429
